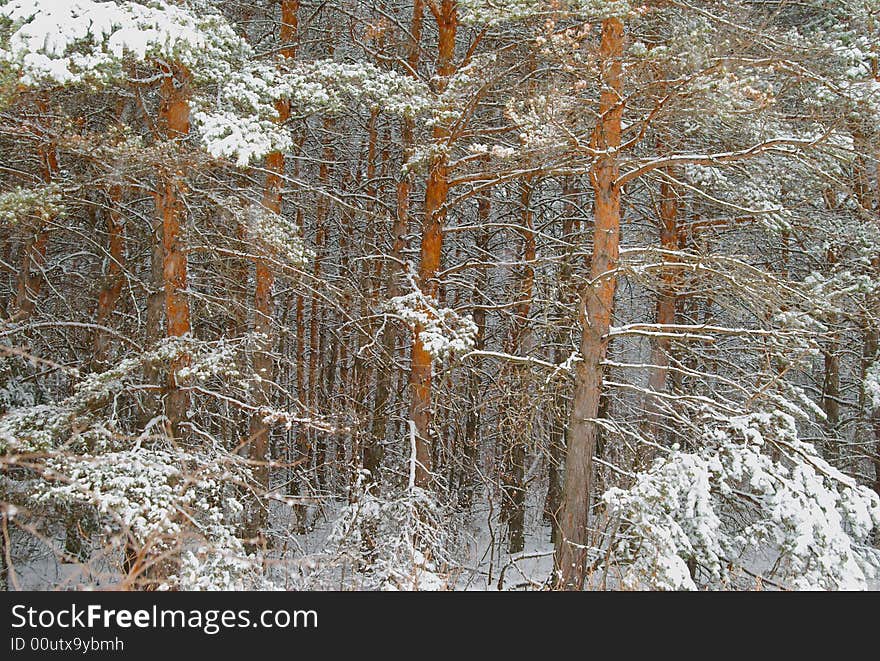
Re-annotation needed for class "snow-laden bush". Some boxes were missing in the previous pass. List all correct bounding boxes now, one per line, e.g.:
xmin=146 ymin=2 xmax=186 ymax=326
xmin=34 ymin=445 xmax=272 ymax=590
xmin=175 ymin=545 xmax=272 ymax=591
xmin=602 ymin=410 xmax=880 ymax=590
xmin=0 ymin=334 xmax=278 ymax=589
xmin=324 ymin=474 xmax=456 ymax=590
xmin=39 ymin=448 xmax=191 ymax=544
xmin=173 ymin=515 xmax=280 ymax=591
xmin=386 ymin=283 xmax=478 ymax=364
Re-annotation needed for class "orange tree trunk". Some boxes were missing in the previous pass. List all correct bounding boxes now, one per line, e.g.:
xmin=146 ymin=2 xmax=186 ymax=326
xmin=93 ymin=184 xmax=126 ymax=366
xmin=157 ymin=63 xmax=192 ymax=440
xmin=554 ymin=17 xmax=624 ymax=590
xmin=645 ymin=171 xmax=679 ymax=440
xmin=245 ymin=0 xmax=299 ymax=540
xmin=16 ymin=98 xmax=57 ymax=320
xmin=370 ymin=0 xmax=424 ymax=480
xmin=409 ymin=0 xmax=456 ymax=488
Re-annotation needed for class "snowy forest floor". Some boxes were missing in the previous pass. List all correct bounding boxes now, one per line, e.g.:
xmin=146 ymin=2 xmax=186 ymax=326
xmin=17 ymin=488 xmax=875 ymax=591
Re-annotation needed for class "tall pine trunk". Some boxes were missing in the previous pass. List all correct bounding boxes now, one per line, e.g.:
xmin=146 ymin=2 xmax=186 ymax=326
xmin=501 ymin=180 xmax=535 ymax=553
xmin=15 ymin=98 xmax=57 ymax=321
xmin=554 ymin=18 xmax=624 ymax=590
xmin=545 ymin=178 xmax=580 ymax=540
xmin=243 ymin=0 xmax=299 ymax=545
xmin=309 ymin=117 xmax=334 ymax=490
xmin=409 ymin=0 xmax=456 ymax=488
xmin=644 ymin=171 xmax=680 ymax=442
xmin=93 ymin=185 xmax=126 ymax=367
xmin=157 ymin=63 xmax=192 ymax=441
xmin=369 ymin=0 xmax=424 ymax=481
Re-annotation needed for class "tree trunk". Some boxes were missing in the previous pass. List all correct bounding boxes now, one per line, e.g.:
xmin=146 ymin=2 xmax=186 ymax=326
xmin=93 ymin=185 xmax=126 ymax=367
xmin=409 ymin=0 xmax=456 ymax=488
xmin=545 ymin=178 xmax=580 ymax=540
xmin=644 ymin=171 xmax=679 ymax=442
xmin=369 ymin=0 xmax=423 ymax=481
xmin=460 ymin=187 xmax=490 ymax=508
xmin=350 ymin=109 xmax=380 ymax=489
xmin=501 ymin=180 xmax=535 ymax=553
xmin=554 ymin=17 xmax=624 ymax=590
xmin=157 ymin=63 xmax=192 ymax=441
xmin=309 ymin=118 xmax=334 ymax=491
xmin=140 ymin=215 xmax=165 ymax=428
xmin=15 ymin=99 xmax=57 ymax=321
xmin=243 ymin=0 xmax=299 ymax=545
xmin=822 ymin=329 xmax=841 ymax=460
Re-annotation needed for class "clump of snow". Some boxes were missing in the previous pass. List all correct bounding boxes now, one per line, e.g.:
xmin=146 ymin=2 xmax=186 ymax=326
xmin=2 ymin=0 xmax=211 ymax=84
xmin=386 ymin=281 xmax=478 ymax=364
xmin=193 ymin=110 xmax=293 ymax=168
xmin=0 ymin=184 xmax=64 ymax=225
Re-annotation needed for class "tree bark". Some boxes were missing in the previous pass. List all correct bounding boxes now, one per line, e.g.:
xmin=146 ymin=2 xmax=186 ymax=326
xmin=545 ymin=177 xmax=580 ymax=540
xmin=644 ymin=171 xmax=680 ymax=442
xmin=501 ymin=180 xmax=535 ymax=553
xmin=243 ymin=0 xmax=299 ymax=544
xmin=409 ymin=0 xmax=456 ymax=488
xmin=141 ymin=215 xmax=165 ymax=428
xmin=369 ymin=0 xmax=424 ymax=481
xmin=309 ymin=118 xmax=333 ymax=491
xmin=554 ymin=17 xmax=624 ymax=590
xmin=460 ymin=185 xmax=490 ymax=508
xmin=157 ymin=63 xmax=192 ymax=440
xmin=93 ymin=185 xmax=126 ymax=367
xmin=15 ymin=98 xmax=57 ymax=321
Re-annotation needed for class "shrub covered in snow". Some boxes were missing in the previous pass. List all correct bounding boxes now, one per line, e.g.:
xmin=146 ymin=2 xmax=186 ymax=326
xmin=324 ymin=474 xmax=456 ymax=591
xmin=602 ymin=410 xmax=880 ymax=590
xmin=0 ymin=335 xmax=277 ymax=590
